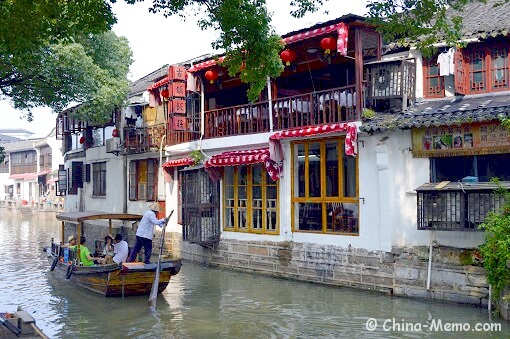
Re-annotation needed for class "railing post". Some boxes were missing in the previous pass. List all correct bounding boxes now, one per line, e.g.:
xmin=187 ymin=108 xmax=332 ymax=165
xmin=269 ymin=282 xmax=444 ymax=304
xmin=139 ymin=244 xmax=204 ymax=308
xmin=267 ymin=76 xmax=274 ymax=132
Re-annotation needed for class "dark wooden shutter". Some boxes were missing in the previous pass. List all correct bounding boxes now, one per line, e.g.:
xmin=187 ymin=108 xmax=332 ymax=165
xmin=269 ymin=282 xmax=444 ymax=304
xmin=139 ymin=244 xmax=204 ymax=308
xmin=454 ymin=49 xmax=467 ymax=95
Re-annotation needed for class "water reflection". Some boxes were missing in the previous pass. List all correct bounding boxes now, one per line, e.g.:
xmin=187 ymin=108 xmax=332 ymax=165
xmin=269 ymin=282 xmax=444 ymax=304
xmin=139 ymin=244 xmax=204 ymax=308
xmin=0 ymin=210 xmax=508 ymax=338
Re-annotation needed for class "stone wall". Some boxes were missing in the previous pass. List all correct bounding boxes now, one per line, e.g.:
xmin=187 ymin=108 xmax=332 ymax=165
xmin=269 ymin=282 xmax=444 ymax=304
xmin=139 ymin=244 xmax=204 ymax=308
xmin=178 ymin=237 xmax=489 ymax=307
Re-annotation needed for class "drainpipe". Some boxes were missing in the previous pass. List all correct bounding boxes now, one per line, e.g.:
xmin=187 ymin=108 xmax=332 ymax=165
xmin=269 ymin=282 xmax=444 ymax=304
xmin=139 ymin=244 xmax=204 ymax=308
xmin=426 ymin=238 xmax=437 ymax=290
xmin=267 ymin=76 xmax=274 ymax=132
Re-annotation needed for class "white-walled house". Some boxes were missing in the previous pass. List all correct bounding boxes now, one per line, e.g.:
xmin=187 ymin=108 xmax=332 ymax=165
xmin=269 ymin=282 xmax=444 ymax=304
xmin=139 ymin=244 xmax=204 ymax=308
xmin=57 ymin=1 xmax=510 ymax=309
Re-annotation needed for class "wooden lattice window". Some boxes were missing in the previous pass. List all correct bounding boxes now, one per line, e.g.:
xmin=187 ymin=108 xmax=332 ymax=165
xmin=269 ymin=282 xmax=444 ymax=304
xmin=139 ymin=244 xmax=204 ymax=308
xmin=458 ymin=44 xmax=510 ymax=94
xmin=128 ymin=159 xmax=158 ymax=201
xmin=423 ymin=57 xmax=445 ymax=98
xmin=491 ymin=47 xmax=509 ymax=90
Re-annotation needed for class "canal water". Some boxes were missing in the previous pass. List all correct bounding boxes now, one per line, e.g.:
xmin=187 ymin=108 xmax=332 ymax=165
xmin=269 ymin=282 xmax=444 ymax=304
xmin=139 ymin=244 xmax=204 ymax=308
xmin=0 ymin=210 xmax=509 ymax=338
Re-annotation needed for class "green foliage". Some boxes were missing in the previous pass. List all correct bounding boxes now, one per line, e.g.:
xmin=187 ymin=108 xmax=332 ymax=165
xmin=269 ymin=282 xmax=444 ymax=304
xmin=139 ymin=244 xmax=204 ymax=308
xmin=478 ymin=179 xmax=510 ymax=302
xmin=365 ymin=0 xmax=497 ymax=56
xmin=190 ymin=149 xmax=204 ymax=165
xmin=0 ymin=1 xmax=132 ymax=125
xmin=362 ymin=108 xmax=376 ymax=120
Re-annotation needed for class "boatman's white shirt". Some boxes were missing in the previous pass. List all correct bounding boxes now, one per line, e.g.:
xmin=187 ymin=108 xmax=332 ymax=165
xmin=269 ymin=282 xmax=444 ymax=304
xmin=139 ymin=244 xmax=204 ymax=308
xmin=135 ymin=210 xmax=165 ymax=240
xmin=113 ymin=240 xmax=129 ymax=263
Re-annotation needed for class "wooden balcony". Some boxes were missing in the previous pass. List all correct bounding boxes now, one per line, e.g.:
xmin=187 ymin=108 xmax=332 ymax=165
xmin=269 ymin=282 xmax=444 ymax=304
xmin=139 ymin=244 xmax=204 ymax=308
xmin=123 ymin=124 xmax=166 ymax=154
xmin=120 ymin=85 xmax=363 ymax=150
xmin=203 ymin=85 xmax=360 ymax=139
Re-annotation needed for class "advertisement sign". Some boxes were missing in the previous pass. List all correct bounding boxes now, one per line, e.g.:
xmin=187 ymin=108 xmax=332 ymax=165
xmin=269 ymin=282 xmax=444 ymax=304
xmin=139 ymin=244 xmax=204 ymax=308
xmin=412 ymin=121 xmax=510 ymax=157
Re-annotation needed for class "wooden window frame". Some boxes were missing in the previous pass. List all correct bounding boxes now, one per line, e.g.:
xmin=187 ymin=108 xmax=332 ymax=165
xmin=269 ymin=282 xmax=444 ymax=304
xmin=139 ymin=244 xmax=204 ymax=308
xmin=422 ymin=57 xmax=445 ymax=98
xmin=128 ymin=159 xmax=158 ymax=201
xmin=92 ymin=162 xmax=106 ymax=196
xmin=290 ymin=137 xmax=359 ymax=235
xmin=222 ymin=164 xmax=279 ymax=234
xmin=458 ymin=43 xmax=510 ymax=94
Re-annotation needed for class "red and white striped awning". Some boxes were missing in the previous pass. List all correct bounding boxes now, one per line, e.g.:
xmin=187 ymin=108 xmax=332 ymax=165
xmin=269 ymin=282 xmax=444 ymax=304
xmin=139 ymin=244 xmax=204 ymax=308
xmin=148 ymin=76 xmax=170 ymax=91
xmin=205 ymin=148 xmax=281 ymax=181
xmin=269 ymin=122 xmax=358 ymax=162
xmin=187 ymin=57 xmax=226 ymax=73
xmin=282 ymin=23 xmax=342 ymax=44
xmin=162 ymin=158 xmax=194 ymax=168
xmin=9 ymin=173 xmax=38 ymax=180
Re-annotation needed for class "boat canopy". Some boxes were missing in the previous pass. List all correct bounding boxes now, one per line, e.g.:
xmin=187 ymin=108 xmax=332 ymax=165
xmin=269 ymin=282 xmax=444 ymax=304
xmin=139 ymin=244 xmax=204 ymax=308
xmin=56 ymin=211 xmax=143 ymax=223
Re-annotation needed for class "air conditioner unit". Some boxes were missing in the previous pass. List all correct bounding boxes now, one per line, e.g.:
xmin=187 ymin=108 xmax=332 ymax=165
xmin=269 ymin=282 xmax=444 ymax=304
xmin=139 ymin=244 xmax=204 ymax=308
xmin=106 ymin=137 xmax=121 ymax=155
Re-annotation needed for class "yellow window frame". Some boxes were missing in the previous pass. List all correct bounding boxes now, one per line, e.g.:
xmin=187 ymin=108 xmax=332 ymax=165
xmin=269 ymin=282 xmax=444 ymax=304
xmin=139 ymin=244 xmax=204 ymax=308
xmin=222 ymin=164 xmax=279 ymax=234
xmin=290 ymin=137 xmax=359 ymax=235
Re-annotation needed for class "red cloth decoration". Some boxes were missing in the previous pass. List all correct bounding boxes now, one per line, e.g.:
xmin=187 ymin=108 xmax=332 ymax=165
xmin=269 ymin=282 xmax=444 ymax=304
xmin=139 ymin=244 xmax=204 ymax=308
xmin=188 ymin=57 xmax=225 ymax=73
xmin=148 ymin=76 xmax=170 ymax=91
xmin=281 ymin=23 xmax=345 ymax=45
xmin=269 ymin=122 xmax=358 ymax=163
xmin=336 ymin=23 xmax=348 ymax=56
xmin=204 ymin=148 xmax=281 ymax=181
xmin=162 ymin=158 xmax=194 ymax=168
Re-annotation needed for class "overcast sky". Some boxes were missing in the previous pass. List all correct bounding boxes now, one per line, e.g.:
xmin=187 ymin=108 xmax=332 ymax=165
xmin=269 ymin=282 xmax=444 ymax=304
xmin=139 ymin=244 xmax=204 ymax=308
xmin=2 ymin=0 xmax=367 ymax=138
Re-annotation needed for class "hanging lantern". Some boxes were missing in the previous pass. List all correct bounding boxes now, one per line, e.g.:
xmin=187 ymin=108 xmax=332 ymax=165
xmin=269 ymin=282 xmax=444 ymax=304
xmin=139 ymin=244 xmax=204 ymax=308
xmin=112 ymin=129 xmax=119 ymax=138
xmin=280 ymin=49 xmax=297 ymax=66
xmin=79 ymin=136 xmax=85 ymax=144
xmin=160 ymin=89 xmax=170 ymax=99
xmin=320 ymin=37 xmax=337 ymax=55
xmin=204 ymin=69 xmax=219 ymax=84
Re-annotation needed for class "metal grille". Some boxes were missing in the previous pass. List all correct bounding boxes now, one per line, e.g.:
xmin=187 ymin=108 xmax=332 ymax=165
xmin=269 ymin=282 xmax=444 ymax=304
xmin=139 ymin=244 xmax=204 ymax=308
xmin=417 ymin=188 xmax=506 ymax=231
xmin=181 ymin=168 xmax=220 ymax=247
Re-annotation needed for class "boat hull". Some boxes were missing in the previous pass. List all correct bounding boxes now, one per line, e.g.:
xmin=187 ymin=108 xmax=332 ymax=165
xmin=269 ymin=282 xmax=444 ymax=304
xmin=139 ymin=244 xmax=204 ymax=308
xmin=47 ymin=255 xmax=181 ymax=297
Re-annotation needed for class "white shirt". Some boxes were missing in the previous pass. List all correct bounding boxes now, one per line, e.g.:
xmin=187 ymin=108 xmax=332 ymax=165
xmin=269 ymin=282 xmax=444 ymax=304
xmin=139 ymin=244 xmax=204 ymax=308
xmin=135 ymin=210 xmax=166 ymax=240
xmin=437 ymin=48 xmax=455 ymax=76
xmin=113 ymin=240 xmax=129 ymax=263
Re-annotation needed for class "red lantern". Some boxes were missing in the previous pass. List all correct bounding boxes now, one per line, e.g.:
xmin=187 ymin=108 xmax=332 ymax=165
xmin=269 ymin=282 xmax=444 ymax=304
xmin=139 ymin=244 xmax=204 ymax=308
xmin=320 ymin=37 xmax=337 ymax=55
xmin=79 ymin=136 xmax=85 ymax=144
xmin=112 ymin=129 xmax=119 ymax=138
xmin=204 ymin=69 xmax=219 ymax=84
xmin=160 ymin=89 xmax=170 ymax=99
xmin=280 ymin=49 xmax=297 ymax=66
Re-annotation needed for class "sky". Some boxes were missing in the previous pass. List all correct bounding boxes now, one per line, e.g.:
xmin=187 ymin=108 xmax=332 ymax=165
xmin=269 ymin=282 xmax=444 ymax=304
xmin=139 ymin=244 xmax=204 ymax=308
xmin=1 ymin=0 xmax=368 ymax=138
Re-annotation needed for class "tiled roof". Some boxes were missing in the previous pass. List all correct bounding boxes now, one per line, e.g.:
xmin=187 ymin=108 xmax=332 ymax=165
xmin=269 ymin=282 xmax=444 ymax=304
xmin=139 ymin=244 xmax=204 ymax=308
xmin=128 ymin=65 xmax=168 ymax=97
xmin=450 ymin=0 xmax=510 ymax=40
xmin=385 ymin=0 xmax=510 ymax=51
xmin=0 ymin=139 xmax=42 ymax=153
xmin=360 ymin=93 xmax=510 ymax=134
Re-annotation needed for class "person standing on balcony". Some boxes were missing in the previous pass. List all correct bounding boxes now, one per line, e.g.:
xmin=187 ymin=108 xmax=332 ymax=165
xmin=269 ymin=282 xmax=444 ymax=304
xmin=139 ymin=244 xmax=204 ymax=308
xmin=127 ymin=202 xmax=168 ymax=264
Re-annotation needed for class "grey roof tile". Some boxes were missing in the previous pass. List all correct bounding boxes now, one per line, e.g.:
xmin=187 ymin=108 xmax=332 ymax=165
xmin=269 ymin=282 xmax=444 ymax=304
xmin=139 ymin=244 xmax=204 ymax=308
xmin=360 ymin=92 xmax=510 ymax=133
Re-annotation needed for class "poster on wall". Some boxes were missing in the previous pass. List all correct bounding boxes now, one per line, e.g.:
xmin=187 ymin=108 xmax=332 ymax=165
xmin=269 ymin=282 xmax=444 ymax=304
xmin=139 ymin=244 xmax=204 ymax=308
xmin=412 ymin=121 xmax=510 ymax=157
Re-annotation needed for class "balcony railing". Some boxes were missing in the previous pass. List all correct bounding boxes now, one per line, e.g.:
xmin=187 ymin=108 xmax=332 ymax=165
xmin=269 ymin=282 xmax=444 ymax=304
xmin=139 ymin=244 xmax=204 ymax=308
xmin=123 ymin=124 xmax=166 ymax=154
xmin=204 ymin=85 xmax=360 ymax=139
xmin=123 ymin=85 xmax=362 ymax=150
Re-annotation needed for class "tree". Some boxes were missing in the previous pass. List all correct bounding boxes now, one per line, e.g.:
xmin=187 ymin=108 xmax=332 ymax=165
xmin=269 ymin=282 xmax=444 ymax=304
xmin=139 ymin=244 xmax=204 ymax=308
xmin=366 ymin=0 xmax=509 ymax=54
xmin=0 ymin=0 xmax=132 ymax=125
xmin=2 ymin=0 xmax=502 ymax=122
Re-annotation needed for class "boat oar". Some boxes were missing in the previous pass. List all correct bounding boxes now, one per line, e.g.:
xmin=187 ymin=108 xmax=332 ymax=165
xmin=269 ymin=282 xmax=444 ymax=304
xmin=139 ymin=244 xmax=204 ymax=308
xmin=148 ymin=210 xmax=174 ymax=311
xmin=0 ymin=316 xmax=21 ymax=337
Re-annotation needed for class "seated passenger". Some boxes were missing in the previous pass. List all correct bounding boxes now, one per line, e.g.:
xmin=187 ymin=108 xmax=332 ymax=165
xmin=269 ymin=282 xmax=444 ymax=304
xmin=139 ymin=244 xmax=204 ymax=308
xmin=99 ymin=234 xmax=128 ymax=265
xmin=65 ymin=235 xmax=77 ymax=247
xmin=102 ymin=235 xmax=114 ymax=257
xmin=76 ymin=236 xmax=100 ymax=266
xmin=112 ymin=234 xmax=129 ymax=264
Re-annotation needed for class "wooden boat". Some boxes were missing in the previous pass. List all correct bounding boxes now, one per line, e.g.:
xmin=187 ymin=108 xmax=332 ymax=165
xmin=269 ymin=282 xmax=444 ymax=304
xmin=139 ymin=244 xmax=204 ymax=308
xmin=1 ymin=307 xmax=49 ymax=338
xmin=46 ymin=211 xmax=181 ymax=297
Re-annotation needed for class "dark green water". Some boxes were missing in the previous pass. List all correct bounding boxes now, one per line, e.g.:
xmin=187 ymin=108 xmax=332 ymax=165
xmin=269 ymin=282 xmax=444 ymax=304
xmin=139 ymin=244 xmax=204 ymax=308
xmin=0 ymin=210 xmax=508 ymax=338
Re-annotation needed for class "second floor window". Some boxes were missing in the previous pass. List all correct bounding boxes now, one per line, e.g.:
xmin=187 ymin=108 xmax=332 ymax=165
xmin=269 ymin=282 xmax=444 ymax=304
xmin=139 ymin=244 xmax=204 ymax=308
xmin=92 ymin=162 xmax=106 ymax=196
xmin=423 ymin=57 xmax=445 ymax=98
xmin=128 ymin=159 xmax=157 ymax=201
xmin=458 ymin=45 xmax=509 ymax=94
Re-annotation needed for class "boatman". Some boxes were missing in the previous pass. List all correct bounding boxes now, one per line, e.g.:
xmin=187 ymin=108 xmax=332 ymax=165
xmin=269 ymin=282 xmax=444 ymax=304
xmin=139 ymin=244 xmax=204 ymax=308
xmin=127 ymin=202 xmax=168 ymax=264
